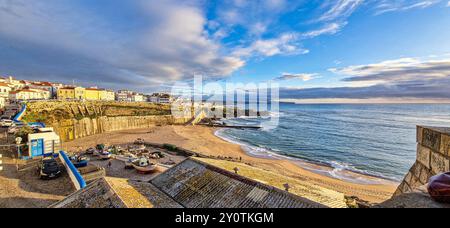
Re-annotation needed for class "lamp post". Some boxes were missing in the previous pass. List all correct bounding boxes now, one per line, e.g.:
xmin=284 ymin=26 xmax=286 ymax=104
xmin=15 ymin=137 xmax=22 ymax=159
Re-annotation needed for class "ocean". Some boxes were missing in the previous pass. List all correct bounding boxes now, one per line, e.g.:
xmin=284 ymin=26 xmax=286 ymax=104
xmin=215 ymin=103 xmax=450 ymax=183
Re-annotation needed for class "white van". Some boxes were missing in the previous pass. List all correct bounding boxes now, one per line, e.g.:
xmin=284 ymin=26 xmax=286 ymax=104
xmin=0 ymin=119 xmax=14 ymax=127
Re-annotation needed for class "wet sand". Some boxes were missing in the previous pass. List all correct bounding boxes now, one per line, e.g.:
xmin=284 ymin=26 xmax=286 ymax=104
xmin=63 ymin=125 xmax=398 ymax=203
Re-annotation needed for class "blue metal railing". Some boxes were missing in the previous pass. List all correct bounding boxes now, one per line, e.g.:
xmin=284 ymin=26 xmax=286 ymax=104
xmin=60 ymin=151 xmax=87 ymax=189
xmin=13 ymin=104 xmax=27 ymax=123
xmin=12 ymin=103 xmax=46 ymax=128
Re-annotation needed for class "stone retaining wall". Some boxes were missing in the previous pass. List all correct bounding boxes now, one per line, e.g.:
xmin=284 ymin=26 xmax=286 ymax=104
xmin=52 ymin=115 xmax=190 ymax=142
xmin=395 ymin=126 xmax=450 ymax=196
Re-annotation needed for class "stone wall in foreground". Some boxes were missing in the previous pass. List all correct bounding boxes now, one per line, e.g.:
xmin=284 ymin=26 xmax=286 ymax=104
xmin=394 ymin=126 xmax=450 ymax=196
xmin=51 ymin=115 xmax=190 ymax=142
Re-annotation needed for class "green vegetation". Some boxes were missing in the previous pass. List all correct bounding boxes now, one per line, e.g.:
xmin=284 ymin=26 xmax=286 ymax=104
xmin=21 ymin=111 xmax=49 ymax=123
xmin=22 ymin=101 xmax=172 ymax=124
xmin=15 ymin=126 xmax=35 ymax=142
xmin=163 ymin=144 xmax=178 ymax=152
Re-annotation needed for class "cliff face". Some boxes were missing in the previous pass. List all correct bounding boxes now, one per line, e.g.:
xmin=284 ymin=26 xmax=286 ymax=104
xmin=23 ymin=101 xmax=173 ymax=123
xmin=22 ymin=101 xmax=190 ymax=142
xmin=52 ymin=115 xmax=190 ymax=142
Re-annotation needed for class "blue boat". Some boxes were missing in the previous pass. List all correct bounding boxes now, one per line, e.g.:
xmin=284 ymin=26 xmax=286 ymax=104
xmin=70 ymin=155 xmax=89 ymax=168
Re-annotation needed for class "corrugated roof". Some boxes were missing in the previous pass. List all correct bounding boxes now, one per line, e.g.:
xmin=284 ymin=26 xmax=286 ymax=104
xmin=197 ymin=158 xmax=348 ymax=208
xmin=150 ymin=159 xmax=327 ymax=208
xmin=53 ymin=159 xmax=336 ymax=208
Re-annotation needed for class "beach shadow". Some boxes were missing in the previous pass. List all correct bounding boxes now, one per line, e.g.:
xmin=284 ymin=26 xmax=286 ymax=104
xmin=0 ymin=196 xmax=60 ymax=208
xmin=0 ymin=162 xmax=76 ymax=199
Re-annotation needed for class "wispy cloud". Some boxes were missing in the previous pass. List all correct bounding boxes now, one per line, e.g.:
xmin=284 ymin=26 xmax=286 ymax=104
xmin=373 ymin=0 xmax=441 ymax=15
xmin=274 ymin=73 xmax=319 ymax=81
xmin=232 ymin=33 xmax=309 ymax=58
xmin=302 ymin=22 xmax=348 ymax=38
xmin=318 ymin=0 xmax=364 ymax=22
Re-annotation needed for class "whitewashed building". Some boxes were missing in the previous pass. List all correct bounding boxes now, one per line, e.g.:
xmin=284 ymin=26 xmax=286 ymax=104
xmin=132 ymin=94 xmax=145 ymax=102
xmin=0 ymin=82 xmax=12 ymax=99
xmin=9 ymin=88 xmax=51 ymax=101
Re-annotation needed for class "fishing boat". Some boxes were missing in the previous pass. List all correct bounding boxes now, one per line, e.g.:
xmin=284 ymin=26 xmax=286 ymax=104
xmin=91 ymin=144 xmax=111 ymax=160
xmin=134 ymin=138 xmax=145 ymax=145
xmin=116 ymin=153 xmax=139 ymax=169
xmin=116 ymin=153 xmax=137 ymax=162
xmin=85 ymin=148 xmax=96 ymax=155
xmin=70 ymin=155 xmax=89 ymax=168
xmin=125 ymin=158 xmax=139 ymax=169
xmin=132 ymin=157 xmax=157 ymax=173
xmin=98 ymin=151 xmax=112 ymax=160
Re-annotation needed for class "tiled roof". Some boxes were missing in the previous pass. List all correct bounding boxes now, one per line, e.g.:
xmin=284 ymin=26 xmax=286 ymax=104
xmin=39 ymin=82 xmax=53 ymax=86
xmin=51 ymin=178 xmax=127 ymax=208
xmin=107 ymin=177 xmax=183 ymax=208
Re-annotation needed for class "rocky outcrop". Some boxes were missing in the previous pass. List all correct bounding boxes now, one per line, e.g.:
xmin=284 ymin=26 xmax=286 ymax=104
xmin=395 ymin=126 xmax=450 ymax=196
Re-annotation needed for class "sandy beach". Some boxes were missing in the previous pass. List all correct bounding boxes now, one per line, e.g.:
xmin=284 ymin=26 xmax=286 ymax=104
xmin=63 ymin=125 xmax=398 ymax=203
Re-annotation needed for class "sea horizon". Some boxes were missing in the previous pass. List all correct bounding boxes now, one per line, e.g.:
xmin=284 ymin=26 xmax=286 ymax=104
xmin=215 ymin=103 xmax=450 ymax=183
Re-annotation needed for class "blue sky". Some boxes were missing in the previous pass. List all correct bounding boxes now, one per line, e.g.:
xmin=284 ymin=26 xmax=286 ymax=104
xmin=0 ymin=0 xmax=450 ymax=102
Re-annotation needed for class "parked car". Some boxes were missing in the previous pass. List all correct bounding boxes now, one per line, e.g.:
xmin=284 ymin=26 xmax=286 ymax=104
xmin=0 ymin=119 xmax=14 ymax=127
xmin=7 ymin=122 xmax=26 ymax=134
xmin=85 ymin=148 xmax=96 ymax=155
xmin=12 ymin=122 xmax=25 ymax=128
xmin=39 ymin=158 xmax=62 ymax=180
xmin=70 ymin=155 xmax=89 ymax=168
xmin=7 ymin=126 xmax=20 ymax=134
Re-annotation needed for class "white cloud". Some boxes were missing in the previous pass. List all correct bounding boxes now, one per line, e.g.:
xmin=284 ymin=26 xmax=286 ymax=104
xmin=318 ymin=0 xmax=363 ymax=22
xmin=402 ymin=1 xmax=435 ymax=10
xmin=373 ymin=0 xmax=441 ymax=15
xmin=232 ymin=33 xmax=308 ymax=58
xmin=447 ymin=1 xmax=450 ymax=7
xmin=0 ymin=0 xmax=245 ymax=88
xmin=302 ymin=22 xmax=348 ymax=38
xmin=275 ymin=73 xmax=318 ymax=81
